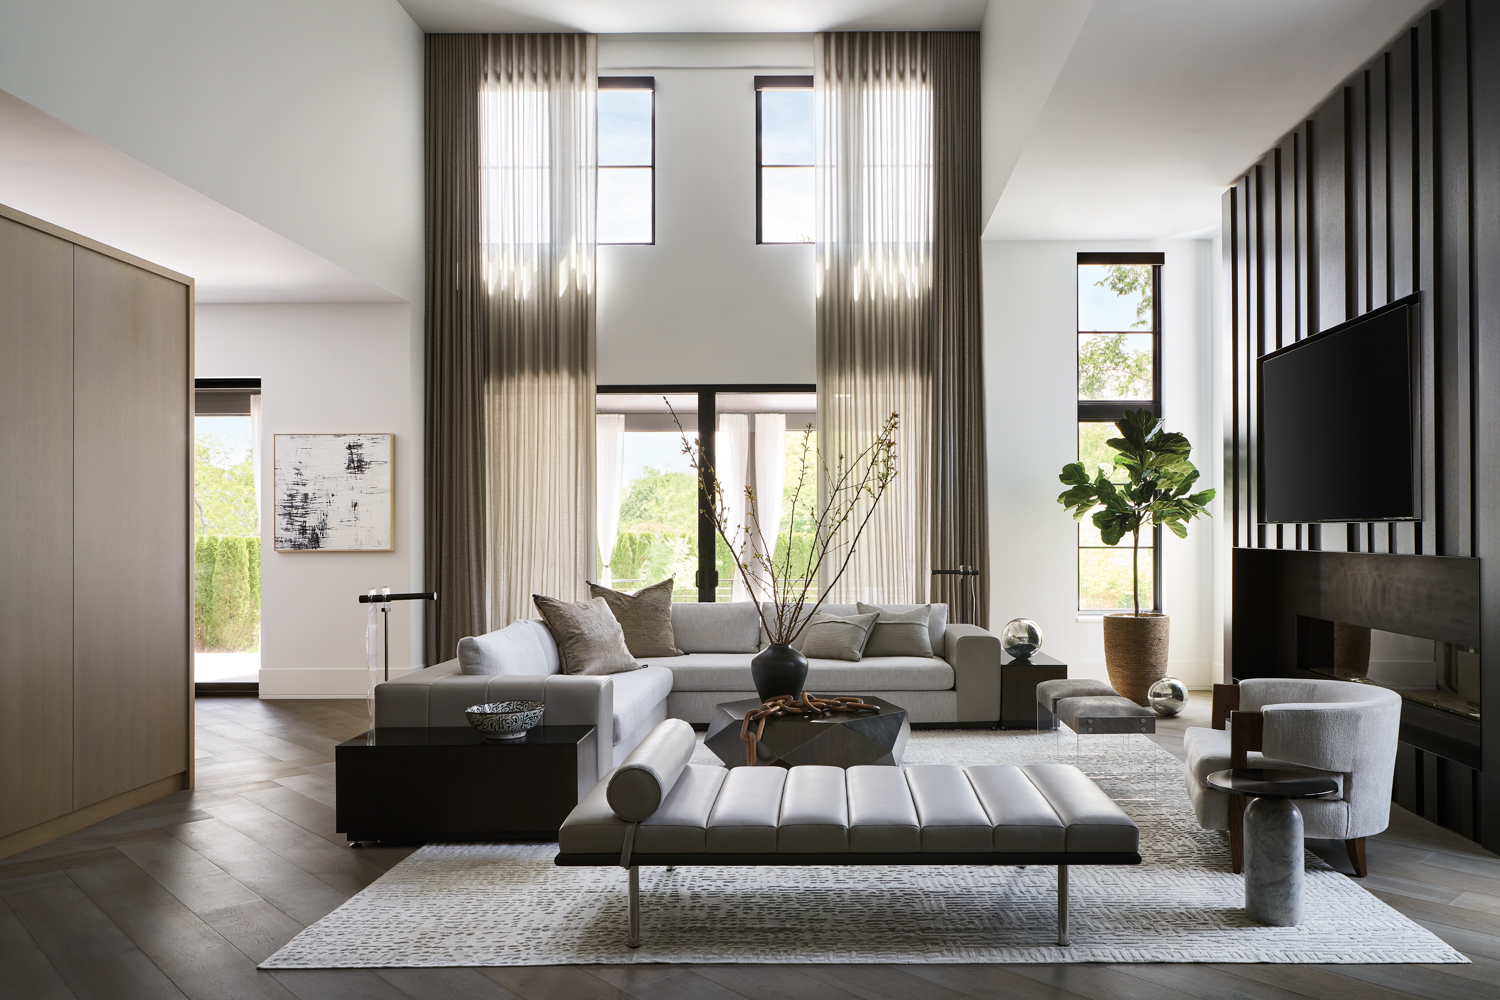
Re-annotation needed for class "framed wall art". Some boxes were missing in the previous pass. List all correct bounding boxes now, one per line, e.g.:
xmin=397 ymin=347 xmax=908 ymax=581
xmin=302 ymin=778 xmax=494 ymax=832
xmin=273 ymin=433 xmax=393 ymax=551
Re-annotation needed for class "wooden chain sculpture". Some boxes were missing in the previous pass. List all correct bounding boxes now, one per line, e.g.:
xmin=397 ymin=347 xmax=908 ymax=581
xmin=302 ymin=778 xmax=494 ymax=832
xmin=739 ymin=693 xmax=879 ymax=766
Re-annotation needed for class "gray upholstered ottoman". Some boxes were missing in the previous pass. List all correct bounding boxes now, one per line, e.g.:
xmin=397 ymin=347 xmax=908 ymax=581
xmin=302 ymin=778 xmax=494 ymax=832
xmin=1056 ymin=695 xmax=1156 ymax=735
xmin=1035 ymin=678 xmax=1118 ymax=731
xmin=556 ymin=720 xmax=1141 ymax=948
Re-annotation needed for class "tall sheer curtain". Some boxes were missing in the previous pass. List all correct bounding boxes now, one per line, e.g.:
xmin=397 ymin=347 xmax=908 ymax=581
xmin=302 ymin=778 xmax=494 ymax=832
xmin=424 ymin=33 xmax=598 ymax=661
xmin=596 ymin=414 xmax=624 ymax=586
xmin=750 ymin=413 xmax=787 ymax=599
xmin=717 ymin=414 xmax=751 ymax=602
xmin=815 ymin=31 xmax=933 ymax=604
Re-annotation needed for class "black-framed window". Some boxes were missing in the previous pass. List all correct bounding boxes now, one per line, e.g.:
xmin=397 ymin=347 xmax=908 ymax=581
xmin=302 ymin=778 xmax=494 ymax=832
xmin=755 ymin=76 xmax=814 ymax=245
xmin=596 ymin=384 xmax=817 ymax=602
xmin=598 ymin=77 xmax=655 ymax=245
xmin=1076 ymin=253 xmax=1163 ymax=613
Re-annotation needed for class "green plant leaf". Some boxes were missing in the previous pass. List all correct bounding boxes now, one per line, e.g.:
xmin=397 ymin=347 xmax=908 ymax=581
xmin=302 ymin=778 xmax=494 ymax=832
xmin=1059 ymin=462 xmax=1091 ymax=486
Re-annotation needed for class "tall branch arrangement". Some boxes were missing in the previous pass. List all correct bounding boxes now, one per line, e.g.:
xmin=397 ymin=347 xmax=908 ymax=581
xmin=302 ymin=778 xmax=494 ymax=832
xmin=1057 ymin=408 xmax=1215 ymax=616
xmin=670 ymin=405 xmax=900 ymax=646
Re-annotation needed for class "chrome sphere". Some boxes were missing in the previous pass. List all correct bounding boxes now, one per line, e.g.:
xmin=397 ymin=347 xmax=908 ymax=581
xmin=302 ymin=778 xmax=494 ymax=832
xmin=1000 ymin=618 xmax=1043 ymax=659
xmin=1148 ymin=676 xmax=1189 ymax=717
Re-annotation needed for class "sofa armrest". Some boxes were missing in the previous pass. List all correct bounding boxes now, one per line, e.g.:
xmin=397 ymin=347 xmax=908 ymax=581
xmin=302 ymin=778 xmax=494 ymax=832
xmin=374 ymin=664 xmax=615 ymax=778
xmin=943 ymin=624 xmax=1002 ymax=723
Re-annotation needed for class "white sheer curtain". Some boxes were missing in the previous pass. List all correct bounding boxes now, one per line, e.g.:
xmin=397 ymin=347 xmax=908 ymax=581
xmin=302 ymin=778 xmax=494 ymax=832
xmin=749 ymin=413 xmax=787 ymax=599
xmin=815 ymin=31 xmax=932 ymax=603
xmin=249 ymin=392 xmax=262 ymax=535
xmin=479 ymin=34 xmax=597 ymax=624
xmin=716 ymin=414 xmax=751 ymax=602
xmin=595 ymin=414 xmax=625 ymax=586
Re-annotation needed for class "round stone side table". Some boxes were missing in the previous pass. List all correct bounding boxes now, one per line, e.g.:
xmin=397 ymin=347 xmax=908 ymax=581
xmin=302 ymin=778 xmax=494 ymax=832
xmin=1206 ymin=767 xmax=1339 ymax=927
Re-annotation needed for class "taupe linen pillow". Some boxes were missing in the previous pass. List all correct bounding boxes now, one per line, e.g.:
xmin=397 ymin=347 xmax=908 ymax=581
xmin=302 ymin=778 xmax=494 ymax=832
xmin=856 ymin=602 xmax=935 ymax=657
xmin=588 ymin=578 xmax=683 ymax=657
xmin=532 ymin=595 xmax=640 ymax=675
xmin=796 ymin=610 xmax=880 ymax=661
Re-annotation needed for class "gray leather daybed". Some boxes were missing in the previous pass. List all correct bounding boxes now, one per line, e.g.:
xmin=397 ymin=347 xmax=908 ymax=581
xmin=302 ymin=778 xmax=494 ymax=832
xmin=556 ymin=720 xmax=1141 ymax=947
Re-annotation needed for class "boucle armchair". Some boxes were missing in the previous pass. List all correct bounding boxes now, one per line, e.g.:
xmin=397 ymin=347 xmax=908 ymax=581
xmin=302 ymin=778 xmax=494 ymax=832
xmin=1183 ymin=678 xmax=1401 ymax=876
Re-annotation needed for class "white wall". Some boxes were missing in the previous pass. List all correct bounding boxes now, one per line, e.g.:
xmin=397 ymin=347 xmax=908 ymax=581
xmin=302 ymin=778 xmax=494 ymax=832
xmin=196 ymin=304 xmax=424 ymax=698
xmin=984 ymin=239 xmax=1219 ymax=689
xmin=0 ymin=0 xmax=424 ymax=302
xmin=597 ymin=34 xmax=816 ymax=385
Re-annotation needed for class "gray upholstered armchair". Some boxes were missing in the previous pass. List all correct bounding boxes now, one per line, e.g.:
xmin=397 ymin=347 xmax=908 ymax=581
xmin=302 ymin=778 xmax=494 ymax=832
xmin=1183 ymin=678 xmax=1401 ymax=877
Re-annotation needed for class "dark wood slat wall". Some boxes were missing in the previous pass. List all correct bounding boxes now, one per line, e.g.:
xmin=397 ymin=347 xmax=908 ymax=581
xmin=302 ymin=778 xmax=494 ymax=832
xmin=1224 ymin=0 xmax=1499 ymax=852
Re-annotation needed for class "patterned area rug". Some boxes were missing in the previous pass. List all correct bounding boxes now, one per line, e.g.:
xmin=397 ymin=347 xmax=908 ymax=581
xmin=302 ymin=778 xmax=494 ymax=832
xmin=261 ymin=729 xmax=1466 ymax=967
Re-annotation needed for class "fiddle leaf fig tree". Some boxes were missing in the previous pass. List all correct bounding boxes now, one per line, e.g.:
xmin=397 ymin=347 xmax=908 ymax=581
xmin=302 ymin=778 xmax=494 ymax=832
xmin=1058 ymin=408 xmax=1216 ymax=616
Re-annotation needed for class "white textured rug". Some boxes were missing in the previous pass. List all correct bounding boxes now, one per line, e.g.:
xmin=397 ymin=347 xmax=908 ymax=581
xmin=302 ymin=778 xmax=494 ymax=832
xmin=262 ymin=730 xmax=1466 ymax=967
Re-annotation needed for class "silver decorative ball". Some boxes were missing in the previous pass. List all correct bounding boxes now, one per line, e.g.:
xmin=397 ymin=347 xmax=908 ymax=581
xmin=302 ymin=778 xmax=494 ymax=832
xmin=1148 ymin=677 xmax=1189 ymax=717
xmin=1000 ymin=618 xmax=1043 ymax=659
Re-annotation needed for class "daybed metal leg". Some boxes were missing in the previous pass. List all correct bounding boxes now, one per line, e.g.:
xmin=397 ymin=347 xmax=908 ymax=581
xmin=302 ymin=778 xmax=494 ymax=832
xmin=1057 ymin=864 xmax=1069 ymax=947
xmin=666 ymin=865 xmax=676 ymax=871
xmin=626 ymin=865 xmax=641 ymax=948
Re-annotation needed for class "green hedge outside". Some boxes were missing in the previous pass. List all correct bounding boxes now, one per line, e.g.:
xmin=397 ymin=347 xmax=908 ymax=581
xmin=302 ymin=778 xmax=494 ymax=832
xmin=605 ymin=529 xmax=816 ymax=596
xmin=195 ymin=534 xmax=261 ymax=652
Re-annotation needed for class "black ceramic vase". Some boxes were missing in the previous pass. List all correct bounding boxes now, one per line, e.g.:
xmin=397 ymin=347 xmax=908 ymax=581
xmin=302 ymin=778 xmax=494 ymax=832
xmin=750 ymin=643 xmax=808 ymax=702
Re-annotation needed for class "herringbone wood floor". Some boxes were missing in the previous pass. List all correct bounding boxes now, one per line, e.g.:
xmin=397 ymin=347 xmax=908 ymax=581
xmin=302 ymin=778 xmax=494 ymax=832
xmin=2 ymin=693 xmax=1498 ymax=999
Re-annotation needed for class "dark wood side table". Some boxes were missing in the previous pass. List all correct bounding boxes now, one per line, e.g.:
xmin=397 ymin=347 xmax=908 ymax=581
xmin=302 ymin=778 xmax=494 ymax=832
xmin=1000 ymin=651 xmax=1067 ymax=729
xmin=335 ymin=725 xmax=597 ymax=844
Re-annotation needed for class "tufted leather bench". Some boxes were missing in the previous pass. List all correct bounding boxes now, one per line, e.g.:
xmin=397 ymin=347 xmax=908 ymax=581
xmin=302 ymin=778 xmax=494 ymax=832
xmin=556 ymin=720 xmax=1140 ymax=947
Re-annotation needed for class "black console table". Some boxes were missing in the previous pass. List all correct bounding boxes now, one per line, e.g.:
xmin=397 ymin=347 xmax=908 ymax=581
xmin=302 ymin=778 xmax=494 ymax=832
xmin=335 ymin=725 xmax=597 ymax=844
xmin=1000 ymin=651 xmax=1067 ymax=729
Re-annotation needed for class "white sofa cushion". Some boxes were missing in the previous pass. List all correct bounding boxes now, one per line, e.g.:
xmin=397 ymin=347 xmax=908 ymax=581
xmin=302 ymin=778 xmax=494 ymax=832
xmin=661 ymin=653 xmax=954 ymax=692
xmin=611 ymin=664 xmax=675 ymax=743
xmin=770 ymin=602 xmax=948 ymax=651
xmin=671 ymin=601 xmax=762 ymax=653
xmin=457 ymin=618 xmax=559 ymax=676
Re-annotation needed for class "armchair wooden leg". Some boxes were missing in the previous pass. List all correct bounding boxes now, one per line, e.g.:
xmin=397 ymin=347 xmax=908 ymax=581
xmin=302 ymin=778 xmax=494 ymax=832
xmin=1345 ymin=837 xmax=1367 ymax=878
xmin=1229 ymin=796 xmax=1245 ymax=874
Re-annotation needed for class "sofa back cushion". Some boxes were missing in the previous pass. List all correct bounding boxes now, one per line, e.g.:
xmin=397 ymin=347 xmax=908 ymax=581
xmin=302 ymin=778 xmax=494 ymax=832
xmin=670 ymin=601 xmax=762 ymax=653
xmin=589 ymin=578 xmax=683 ymax=657
xmin=772 ymin=602 xmax=948 ymax=652
xmin=534 ymin=595 xmax=641 ymax=675
xmin=857 ymin=602 xmax=935 ymax=657
xmin=797 ymin=610 xmax=879 ymax=661
xmin=457 ymin=618 xmax=559 ymax=676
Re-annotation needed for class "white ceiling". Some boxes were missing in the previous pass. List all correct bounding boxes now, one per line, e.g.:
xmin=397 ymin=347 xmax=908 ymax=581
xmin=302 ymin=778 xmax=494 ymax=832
xmin=0 ymin=89 xmax=399 ymax=303
xmin=985 ymin=0 xmax=1434 ymax=240
xmin=398 ymin=0 xmax=988 ymax=33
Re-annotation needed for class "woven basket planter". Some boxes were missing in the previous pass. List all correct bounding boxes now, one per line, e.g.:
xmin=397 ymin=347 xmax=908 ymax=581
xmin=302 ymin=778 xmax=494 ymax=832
xmin=1102 ymin=613 xmax=1170 ymax=705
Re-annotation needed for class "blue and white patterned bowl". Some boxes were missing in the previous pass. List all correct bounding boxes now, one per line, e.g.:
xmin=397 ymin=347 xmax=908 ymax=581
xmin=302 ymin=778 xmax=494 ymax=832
xmin=464 ymin=700 xmax=544 ymax=741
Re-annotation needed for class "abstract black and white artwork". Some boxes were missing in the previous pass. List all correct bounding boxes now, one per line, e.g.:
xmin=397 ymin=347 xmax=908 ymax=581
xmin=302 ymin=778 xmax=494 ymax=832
xmin=273 ymin=434 xmax=392 ymax=551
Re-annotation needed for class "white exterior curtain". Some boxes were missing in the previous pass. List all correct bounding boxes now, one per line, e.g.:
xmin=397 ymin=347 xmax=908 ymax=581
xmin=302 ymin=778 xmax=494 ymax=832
xmin=717 ymin=414 xmax=752 ymax=602
xmin=750 ymin=413 xmax=788 ymax=599
xmin=815 ymin=31 xmax=933 ymax=604
xmin=479 ymin=34 xmax=598 ymax=624
xmin=595 ymin=413 xmax=624 ymax=586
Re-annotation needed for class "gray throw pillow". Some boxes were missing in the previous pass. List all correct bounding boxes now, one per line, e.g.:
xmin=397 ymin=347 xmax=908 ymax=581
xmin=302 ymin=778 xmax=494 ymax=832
xmin=589 ymin=578 xmax=684 ymax=657
xmin=532 ymin=595 xmax=640 ymax=675
xmin=856 ymin=602 xmax=935 ymax=657
xmin=796 ymin=610 xmax=880 ymax=661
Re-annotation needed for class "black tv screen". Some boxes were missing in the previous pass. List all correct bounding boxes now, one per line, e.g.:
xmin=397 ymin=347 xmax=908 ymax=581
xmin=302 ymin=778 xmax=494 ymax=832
xmin=1258 ymin=295 xmax=1420 ymax=523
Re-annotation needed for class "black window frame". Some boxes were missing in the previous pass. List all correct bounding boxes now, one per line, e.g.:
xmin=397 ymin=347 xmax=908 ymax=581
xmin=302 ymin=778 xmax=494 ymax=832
xmin=754 ymin=75 xmax=814 ymax=246
xmin=597 ymin=382 xmax=816 ymax=602
xmin=1075 ymin=252 xmax=1164 ymax=615
xmin=598 ymin=76 xmax=656 ymax=246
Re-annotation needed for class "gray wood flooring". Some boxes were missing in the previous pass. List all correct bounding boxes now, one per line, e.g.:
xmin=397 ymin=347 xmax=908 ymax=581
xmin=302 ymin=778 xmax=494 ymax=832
xmin=1 ymin=693 xmax=1496 ymax=999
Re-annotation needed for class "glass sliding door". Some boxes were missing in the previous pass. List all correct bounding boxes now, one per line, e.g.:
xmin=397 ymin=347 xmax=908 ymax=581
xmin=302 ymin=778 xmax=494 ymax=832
xmin=193 ymin=380 xmax=262 ymax=684
xmin=597 ymin=386 xmax=816 ymax=602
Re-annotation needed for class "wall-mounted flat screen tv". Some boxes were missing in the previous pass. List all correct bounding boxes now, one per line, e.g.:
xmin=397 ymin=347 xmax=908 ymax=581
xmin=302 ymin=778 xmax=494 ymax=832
xmin=1258 ymin=294 xmax=1421 ymax=523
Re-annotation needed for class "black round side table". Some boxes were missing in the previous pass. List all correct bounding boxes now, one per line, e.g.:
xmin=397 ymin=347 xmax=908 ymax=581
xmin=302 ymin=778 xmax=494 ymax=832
xmin=1206 ymin=767 xmax=1339 ymax=927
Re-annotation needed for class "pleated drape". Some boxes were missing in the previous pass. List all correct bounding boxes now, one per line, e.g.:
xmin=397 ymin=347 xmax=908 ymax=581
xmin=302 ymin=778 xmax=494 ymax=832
xmin=815 ymin=32 xmax=933 ymax=604
xmin=927 ymin=33 xmax=989 ymax=626
xmin=424 ymin=34 xmax=597 ymax=663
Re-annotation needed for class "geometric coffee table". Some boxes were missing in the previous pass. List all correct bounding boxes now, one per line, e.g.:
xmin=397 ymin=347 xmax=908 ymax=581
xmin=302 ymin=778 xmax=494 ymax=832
xmin=703 ymin=695 xmax=910 ymax=769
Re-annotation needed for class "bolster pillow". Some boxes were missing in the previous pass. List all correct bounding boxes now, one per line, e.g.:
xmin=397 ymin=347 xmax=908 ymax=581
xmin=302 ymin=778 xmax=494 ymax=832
xmin=606 ymin=718 xmax=696 ymax=822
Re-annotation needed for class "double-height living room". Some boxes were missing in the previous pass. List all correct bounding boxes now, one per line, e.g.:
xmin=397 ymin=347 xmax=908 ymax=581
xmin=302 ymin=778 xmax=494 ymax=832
xmin=3 ymin=0 xmax=1499 ymax=996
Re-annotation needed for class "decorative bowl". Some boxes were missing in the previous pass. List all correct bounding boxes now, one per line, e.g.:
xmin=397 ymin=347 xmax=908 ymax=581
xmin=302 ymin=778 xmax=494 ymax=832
xmin=464 ymin=700 xmax=544 ymax=741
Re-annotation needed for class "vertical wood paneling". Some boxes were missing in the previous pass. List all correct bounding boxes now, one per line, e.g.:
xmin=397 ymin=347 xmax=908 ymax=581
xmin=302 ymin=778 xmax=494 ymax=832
xmin=1226 ymin=0 xmax=1500 ymax=850
xmin=0 ymin=218 xmax=74 ymax=838
xmin=72 ymin=248 xmax=190 ymax=810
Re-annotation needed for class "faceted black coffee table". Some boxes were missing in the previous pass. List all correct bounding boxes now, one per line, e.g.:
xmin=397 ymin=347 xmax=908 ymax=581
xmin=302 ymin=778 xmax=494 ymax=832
xmin=704 ymin=696 xmax=910 ymax=768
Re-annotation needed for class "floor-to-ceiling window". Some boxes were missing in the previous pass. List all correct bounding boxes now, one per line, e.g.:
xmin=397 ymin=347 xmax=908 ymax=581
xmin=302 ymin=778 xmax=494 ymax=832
xmin=193 ymin=378 xmax=261 ymax=686
xmin=597 ymin=386 xmax=816 ymax=602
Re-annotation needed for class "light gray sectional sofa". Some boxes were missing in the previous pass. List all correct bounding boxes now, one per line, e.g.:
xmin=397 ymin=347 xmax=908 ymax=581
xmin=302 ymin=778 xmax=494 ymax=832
xmin=375 ymin=601 xmax=1002 ymax=779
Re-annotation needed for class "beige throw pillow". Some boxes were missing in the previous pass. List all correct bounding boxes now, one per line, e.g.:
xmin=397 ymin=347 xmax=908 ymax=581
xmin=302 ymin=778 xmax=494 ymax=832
xmin=588 ymin=578 xmax=683 ymax=657
xmin=856 ymin=602 xmax=934 ymax=657
xmin=532 ymin=595 xmax=640 ymax=675
xmin=796 ymin=610 xmax=879 ymax=661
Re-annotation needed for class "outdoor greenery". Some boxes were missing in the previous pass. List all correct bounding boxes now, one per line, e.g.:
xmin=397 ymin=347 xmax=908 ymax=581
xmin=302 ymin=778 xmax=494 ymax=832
xmin=194 ymin=434 xmax=257 ymax=537
xmin=1078 ymin=263 xmax=1154 ymax=400
xmin=195 ymin=534 xmax=261 ymax=651
xmin=1096 ymin=263 xmax=1154 ymax=328
xmin=1059 ymin=408 xmax=1214 ymax=616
